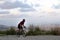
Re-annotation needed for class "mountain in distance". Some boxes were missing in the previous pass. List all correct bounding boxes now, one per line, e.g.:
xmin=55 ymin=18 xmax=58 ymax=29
xmin=0 ymin=25 xmax=17 ymax=31
xmin=0 ymin=25 xmax=10 ymax=31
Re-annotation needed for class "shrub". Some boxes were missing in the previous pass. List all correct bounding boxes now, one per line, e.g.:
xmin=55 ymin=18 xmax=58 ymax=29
xmin=26 ymin=25 xmax=42 ymax=36
xmin=6 ymin=27 xmax=16 ymax=35
xmin=50 ymin=27 xmax=60 ymax=35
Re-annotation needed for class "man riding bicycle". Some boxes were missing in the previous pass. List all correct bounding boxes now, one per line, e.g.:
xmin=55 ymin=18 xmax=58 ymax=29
xmin=18 ymin=19 xmax=26 ymax=35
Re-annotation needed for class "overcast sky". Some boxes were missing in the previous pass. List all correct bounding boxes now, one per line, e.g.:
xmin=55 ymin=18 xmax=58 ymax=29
xmin=0 ymin=0 xmax=60 ymax=26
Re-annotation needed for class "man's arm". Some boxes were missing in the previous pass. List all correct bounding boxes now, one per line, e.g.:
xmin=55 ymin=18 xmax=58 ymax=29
xmin=22 ymin=25 xmax=26 ymax=28
xmin=24 ymin=26 xmax=26 ymax=28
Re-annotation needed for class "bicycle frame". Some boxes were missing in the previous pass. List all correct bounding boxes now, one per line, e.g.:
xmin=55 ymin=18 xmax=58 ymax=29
xmin=16 ymin=26 xmax=27 ymax=37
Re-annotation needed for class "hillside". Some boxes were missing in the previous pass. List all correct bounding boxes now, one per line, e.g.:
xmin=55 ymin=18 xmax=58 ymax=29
xmin=0 ymin=25 xmax=9 ymax=31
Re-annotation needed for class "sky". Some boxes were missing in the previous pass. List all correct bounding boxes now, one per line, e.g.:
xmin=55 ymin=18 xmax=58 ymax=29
xmin=0 ymin=0 xmax=60 ymax=26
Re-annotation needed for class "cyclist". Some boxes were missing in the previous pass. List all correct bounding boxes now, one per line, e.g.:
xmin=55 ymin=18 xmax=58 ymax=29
xmin=18 ymin=19 xmax=26 ymax=35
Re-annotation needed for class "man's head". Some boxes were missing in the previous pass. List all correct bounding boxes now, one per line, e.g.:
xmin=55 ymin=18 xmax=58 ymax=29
xmin=23 ymin=19 xmax=25 ymax=22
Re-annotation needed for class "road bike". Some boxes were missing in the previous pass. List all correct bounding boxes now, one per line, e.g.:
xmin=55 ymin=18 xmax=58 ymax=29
xmin=16 ymin=26 xmax=27 ymax=37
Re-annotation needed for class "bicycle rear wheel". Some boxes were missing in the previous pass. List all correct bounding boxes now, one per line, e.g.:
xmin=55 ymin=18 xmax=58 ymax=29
xmin=16 ymin=30 xmax=22 ymax=37
xmin=16 ymin=29 xmax=26 ymax=37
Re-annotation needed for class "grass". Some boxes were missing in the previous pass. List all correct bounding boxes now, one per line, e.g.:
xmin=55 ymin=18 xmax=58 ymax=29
xmin=0 ymin=24 xmax=60 ymax=36
xmin=26 ymin=25 xmax=60 ymax=36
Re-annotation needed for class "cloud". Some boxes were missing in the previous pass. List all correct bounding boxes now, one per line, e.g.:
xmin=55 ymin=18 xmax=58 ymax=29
xmin=0 ymin=1 xmax=32 ymax=9
xmin=0 ymin=0 xmax=16 ymax=2
xmin=20 ymin=8 xmax=35 ymax=12
xmin=0 ymin=0 xmax=60 ymax=26
xmin=0 ymin=18 xmax=18 ymax=26
xmin=0 ymin=0 xmax=35 ymax=12
xmin=0 ymin=0 xmax=6 ymax=4
xmin=0 ymin=11 xmax=9 ymax=14
xmin=0 ymin=0 xmax=5 ymax=1
xmin=0 ymin=13 xmax=30 ymax=18
xmin=52 ymin=4 xmax=60 ymax=9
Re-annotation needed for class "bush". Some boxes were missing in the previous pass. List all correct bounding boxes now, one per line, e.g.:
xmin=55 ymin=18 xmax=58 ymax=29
xmin=1 ymin=25 xmax=60 ymax=36
xmin=50 ymin=27 xmax=60 ymax=35
xmin=26 ymin=25 xmax=60 ymax=36
xmin=0 ymin=31 xmax=6 ymax=34
xmin=6 ymin=27 xmax=16 ymax=35
xmin=26 ymin=25 xmax=42 ymax=36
